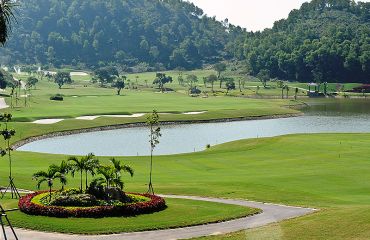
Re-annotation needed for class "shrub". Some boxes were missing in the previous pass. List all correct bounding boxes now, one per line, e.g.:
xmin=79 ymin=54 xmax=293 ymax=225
xmin=189 ymin=87 xmax=201 ymax=95
xmin=50 ymin=194 xmax=98 ymax=207
xmin=19 ymin=191 xmax=166 ymax=218
xmin=50 ymin=94 xmax=64 ymax=101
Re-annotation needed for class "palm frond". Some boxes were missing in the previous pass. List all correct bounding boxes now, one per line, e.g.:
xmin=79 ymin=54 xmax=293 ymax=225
xmin=32 ymin=170 xmax=48 ymax=179
xmin=36 ymin=178 xmax=47 ymax=189
xmin=122 ymin=165 xmax=134 ymax=177
xmin=0 ymin=0 xmax=17 ymax=45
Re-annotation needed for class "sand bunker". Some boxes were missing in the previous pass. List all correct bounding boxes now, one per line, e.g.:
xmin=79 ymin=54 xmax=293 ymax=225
xmin=102 ymin=113 xmax=146 ymax=118
xmin=32 ymin=119 xmax=64 ymax=124
xmin=70 ymin=72 xmax=89 ymax=76
xmin=75 ymin=116 xmax=100 ymax=120
xmin=183 ymin=111 xmax=207 ymax=115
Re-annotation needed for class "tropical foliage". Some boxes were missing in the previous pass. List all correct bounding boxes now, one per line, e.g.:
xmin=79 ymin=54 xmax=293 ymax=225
xmin=0 ymin=0 xmax=17 ymax=45
xmin=0 ymin=0 xmax=244 ymax=69
xmin=233 ymin=0 xmax=370 ymax=83
xmin=19 ymin=191 xmax=166 ymax=218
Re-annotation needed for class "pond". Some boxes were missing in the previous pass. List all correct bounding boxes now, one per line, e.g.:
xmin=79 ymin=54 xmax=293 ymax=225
xmin=18 ymin=99 xmax=370 ymax=156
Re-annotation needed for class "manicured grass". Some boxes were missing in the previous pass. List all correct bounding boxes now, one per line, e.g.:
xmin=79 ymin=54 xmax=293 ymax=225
xmin=6 ymin=71 xmax=300 ymax=122
xmin=3 ymin=70 xmax=369 ymax=238
xmin=2 ymin=197 xmax=258 ymax=234
xmin=1 ymin=134 xmax=370 ymax=238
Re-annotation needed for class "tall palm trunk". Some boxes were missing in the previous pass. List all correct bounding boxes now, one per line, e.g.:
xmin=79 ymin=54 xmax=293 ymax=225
xmin=85 ymin=171 xmax=88 ymax=190
xmin=80 ymin=170 xmax=83 ymax=192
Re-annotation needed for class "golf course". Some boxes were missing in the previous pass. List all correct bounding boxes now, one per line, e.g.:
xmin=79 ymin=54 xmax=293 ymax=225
xmin=0 ymin=0 xmax=369 ymax=239
xmin=0 ymin=70 xmax=366 ymax=239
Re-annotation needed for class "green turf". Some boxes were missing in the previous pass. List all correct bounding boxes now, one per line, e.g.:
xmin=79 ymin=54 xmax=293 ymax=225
xmin=1 ymin=133 xmax=369 ymax=238
xmin=2 ymin=197 xmax=258 ymax=234
xmin=1 ymin=70 xmax=369 ymax=238
xmin=6 ymin=71 xmax=300 ymax=122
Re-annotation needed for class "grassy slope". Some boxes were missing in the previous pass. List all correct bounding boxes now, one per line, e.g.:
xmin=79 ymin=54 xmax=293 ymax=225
xmin=2 ymin=70 xmax=368 ymax=238
xmin=2 ymin=197 xmax=257 ymax=234
xmin=1 ymin=134 xmax=370 ymax=238
xmin=5 ymin=72 xmax=300 ymax=122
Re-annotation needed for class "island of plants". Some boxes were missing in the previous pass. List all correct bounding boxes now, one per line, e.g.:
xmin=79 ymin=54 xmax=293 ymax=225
xmin=19 ymin=155 xmax=166 ymax=218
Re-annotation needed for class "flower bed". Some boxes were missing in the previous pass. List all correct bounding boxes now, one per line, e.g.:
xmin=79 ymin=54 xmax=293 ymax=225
xmin=19 ymin=191 xmax=167 ymax=218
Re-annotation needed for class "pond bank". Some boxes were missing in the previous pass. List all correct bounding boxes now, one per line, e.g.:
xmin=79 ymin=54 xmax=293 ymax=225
xmin=13 ymin=112 xmax=303 ymax=150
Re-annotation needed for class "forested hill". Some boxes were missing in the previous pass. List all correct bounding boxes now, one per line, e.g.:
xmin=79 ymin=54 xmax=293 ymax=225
xmin=0 ymin=0 xmax=244 ymax=70
xmin=234 ymin=0 xmax=370 ymax=83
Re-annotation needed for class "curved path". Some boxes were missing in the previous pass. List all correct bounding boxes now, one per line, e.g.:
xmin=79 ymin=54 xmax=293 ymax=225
xmin=5 ymin=195 xmax=316 ymax=240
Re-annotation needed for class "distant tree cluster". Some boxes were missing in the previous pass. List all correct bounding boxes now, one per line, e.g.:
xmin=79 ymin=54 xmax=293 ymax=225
xmin=230 ymin=0 xmax=370 ymax=83
xmin=0 ymin=0 xmax=244 ymax=70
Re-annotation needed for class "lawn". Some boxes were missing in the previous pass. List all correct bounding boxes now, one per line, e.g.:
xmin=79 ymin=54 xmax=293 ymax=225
xmin=1 ymin=70 xmax=369 ymax=239
xmin=2 ymin=197 xmax=258 ymax=234
xmin=0 ymin=134 xmax=370 ymax=238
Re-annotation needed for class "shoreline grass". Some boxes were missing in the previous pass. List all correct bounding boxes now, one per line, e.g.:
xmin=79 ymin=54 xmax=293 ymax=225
xmin=0 ymin=133 xmax=369 ymax=238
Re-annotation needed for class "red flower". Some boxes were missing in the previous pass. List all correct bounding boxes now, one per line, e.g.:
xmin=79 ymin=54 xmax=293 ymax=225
xmin=19 ymin=192 xmax=166 ymax=218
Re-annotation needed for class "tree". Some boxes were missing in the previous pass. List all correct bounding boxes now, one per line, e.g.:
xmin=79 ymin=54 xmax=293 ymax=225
xmin=146 ymin=110 xmax=161 ymax=194
xmin=225 ymin=79 xmax=236 ymax=95
xmin=206 ymin=74 xmax=218 ymax=92
xmin=186 ymin=74 xmax=198 ymax=89
xmin=0 ymin=69 xmax=13 ymax=89
xmin=96 ymin=165 xmax=122 ymax=189
xmin=286 ymin=86 xmax=290 ymax=98
xmin=33 ymin=167 xmax=66 ymax=201
xmin=214 ymin=63 xmax=227 ymax=88
xmin=0 ymin=113 xmax=18 ymax=199
xmin=0 ymin=0 xmax=17 ymax=45
xmin=294 ymin=87 xmax=299 ymax=100
xmin=50 ymin=160 xmax=70 ymax=190
xmin=109 ymin=158 xmax=134 ymax=190
xmin=237 ymin=77 xmax=245 ymax=92
xmin=26 ymin=76 xmax=38 ymax=90
xmin=153 ymin=73 xmax=172 ymax=92
xmin=113 ymin=77 xmax=125 ymax=95
xmin=68 ymin=153 xmax=97 ymax=192
xmin=84 ymin=155 xmax=99 ymax=190
xmin=257 ymin=69 xmax=270 ymax=88
xmin=54 ymin=72 xmax=72 ymax=89
xmin=93 ymin=67 xmax=119 ymax=86
xmin=178 ymin=72 xmax=184 ymax=86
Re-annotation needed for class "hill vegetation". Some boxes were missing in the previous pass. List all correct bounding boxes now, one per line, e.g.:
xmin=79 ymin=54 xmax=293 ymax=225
xmin=0 ymin=0 xmax=244 ymax=70
xmin=0 ymin=0 xmax=369 ymax=84
xmin=233 ymin=0 xmax=370 ymax=83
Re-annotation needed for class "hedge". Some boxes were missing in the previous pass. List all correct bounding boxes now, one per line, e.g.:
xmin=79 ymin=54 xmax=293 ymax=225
xmin=19 ymin=191 xmax=167 ymax=218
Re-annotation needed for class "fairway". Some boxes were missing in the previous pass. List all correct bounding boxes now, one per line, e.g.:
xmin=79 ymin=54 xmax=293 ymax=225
xmin=0 ymin=133 xmax=369 ymax=238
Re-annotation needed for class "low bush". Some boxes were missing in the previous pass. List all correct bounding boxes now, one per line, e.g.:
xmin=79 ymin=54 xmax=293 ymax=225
xmin=50 ymin=94 xmax=64 ymax=101
xmin=51 ymin=194 xmax=98 ymax=207
xmin=19 ymin=191 xmax=166 ymax=218
xmin=189 ymin=87 xmax=201 ymax=95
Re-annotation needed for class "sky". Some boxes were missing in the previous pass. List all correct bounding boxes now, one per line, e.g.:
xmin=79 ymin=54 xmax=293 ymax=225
xmin=187 ymin=0 xmax=369 ymax=31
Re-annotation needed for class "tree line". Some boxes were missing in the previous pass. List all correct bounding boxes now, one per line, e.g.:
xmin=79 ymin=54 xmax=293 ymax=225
xmin=230 ymin=0 xmax=370 ymax=83
xmin=0 ymin=0 xmax=244 ymax=70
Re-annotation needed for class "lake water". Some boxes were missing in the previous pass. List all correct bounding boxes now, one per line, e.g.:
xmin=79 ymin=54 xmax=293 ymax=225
xmin=18 ymin=99 xmax=370 ymax=156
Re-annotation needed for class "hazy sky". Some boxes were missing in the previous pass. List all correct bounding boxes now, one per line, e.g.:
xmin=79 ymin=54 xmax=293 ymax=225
xmin=188 ymin=0 xmax=369 ymax=31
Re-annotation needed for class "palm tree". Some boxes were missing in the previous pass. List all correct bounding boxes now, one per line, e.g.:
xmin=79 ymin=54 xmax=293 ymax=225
xmin=85 ymin=156 xmax=99 ymax=190
xmin=50 ymin=160 xmax=70 ymax=190
xmin=68 ymin=153 xmax=96 ymax=192
xmin=0 ymin=0 xmax=17 ymax=45
xmin=97 ymin=165 xmax=115 ymax=189
xmin=33 ymin=167 xmax=66 ymax=201
xmin=110 ymin=158 xmax=134 ymax=190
